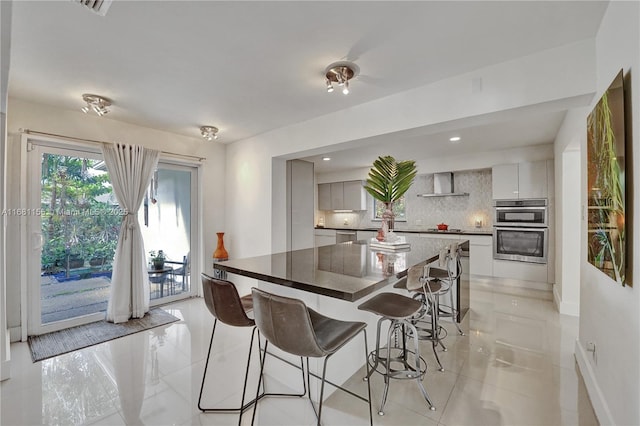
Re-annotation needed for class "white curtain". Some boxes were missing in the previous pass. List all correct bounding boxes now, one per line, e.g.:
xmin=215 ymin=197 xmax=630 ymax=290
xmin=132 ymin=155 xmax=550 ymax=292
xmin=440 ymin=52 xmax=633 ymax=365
xmin=102 ymin=143 xmax=160 ymax=323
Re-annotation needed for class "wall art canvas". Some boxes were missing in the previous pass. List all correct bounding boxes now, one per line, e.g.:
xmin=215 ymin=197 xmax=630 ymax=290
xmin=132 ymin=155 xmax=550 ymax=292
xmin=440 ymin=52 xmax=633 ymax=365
xmin=587 ymin=69 xmax=628 ymax=286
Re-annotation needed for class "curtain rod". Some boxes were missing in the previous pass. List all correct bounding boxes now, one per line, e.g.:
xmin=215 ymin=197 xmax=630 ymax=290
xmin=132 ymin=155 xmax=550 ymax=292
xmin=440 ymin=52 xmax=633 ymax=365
xmin=19 ymin=129 xmax=206 ymax=162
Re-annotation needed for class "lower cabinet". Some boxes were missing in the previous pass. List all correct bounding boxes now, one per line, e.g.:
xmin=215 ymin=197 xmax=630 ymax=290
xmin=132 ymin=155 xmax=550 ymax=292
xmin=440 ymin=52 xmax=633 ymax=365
xmin=468 ymin=235 xmax=493 ymax=277
xmin=314 ymin=229 xmax=336 ymax=247
xmin=357 ymin=230 xmax=376 ymax=241
xmin=493 ymin=259 xmax=548 ymax=283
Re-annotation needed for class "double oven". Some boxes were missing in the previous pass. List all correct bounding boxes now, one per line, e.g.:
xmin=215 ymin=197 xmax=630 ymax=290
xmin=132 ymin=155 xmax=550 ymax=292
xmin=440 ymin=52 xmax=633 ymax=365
xmin=493 ymin=199 xmax=548 ymax=264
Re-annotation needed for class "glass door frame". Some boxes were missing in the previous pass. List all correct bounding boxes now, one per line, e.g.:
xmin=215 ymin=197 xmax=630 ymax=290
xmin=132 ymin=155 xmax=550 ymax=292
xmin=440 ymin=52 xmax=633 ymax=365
xmin=23 ymin=134 xmax=201 ymax=336
xmin=147 ymin=160 xmax=200 ymax=307
xmin=26 ymin=138 xmax=109 ymax=335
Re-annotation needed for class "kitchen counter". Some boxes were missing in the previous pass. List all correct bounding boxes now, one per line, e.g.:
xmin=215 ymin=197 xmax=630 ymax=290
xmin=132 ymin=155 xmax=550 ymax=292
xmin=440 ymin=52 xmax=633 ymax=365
xmin=315 ymin=226 xmax=492 ymax=236
xmin=214 ymin=237 xmax=469 ymax=302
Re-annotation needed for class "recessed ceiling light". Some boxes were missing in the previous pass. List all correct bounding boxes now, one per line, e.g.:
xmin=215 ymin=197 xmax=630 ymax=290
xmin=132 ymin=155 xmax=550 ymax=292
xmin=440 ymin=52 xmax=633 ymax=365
xmin=449 ymin=136 xmax=461 ymax=142
xmin=322 ymin=157 xmax=331 ymax=161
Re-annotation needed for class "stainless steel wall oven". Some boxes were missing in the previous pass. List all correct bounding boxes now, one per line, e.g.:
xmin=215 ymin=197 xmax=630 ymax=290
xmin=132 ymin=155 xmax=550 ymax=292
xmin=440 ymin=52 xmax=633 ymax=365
xmin=493 ymin=199 xmax=548 ymax=264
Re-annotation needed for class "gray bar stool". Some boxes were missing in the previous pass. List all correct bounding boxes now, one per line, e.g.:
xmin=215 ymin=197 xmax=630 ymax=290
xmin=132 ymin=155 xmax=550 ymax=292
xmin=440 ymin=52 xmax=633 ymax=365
xmin=394 ymin=245 xmax=465 ymax=372
xmin=199 ymin=274 xmax=306 ymax=425
xmin=429 ymin=242 xmax=466 ymax=337
xmin=357 ymin=281 xmax=436 ymax=415
xmin=250 ymin=287 xmax=373 ymax=426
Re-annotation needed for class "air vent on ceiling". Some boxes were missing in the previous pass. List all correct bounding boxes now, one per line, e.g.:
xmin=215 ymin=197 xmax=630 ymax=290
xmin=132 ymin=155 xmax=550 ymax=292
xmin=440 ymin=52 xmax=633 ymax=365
xmin=74 ymin=0 xmax=113 ymax=16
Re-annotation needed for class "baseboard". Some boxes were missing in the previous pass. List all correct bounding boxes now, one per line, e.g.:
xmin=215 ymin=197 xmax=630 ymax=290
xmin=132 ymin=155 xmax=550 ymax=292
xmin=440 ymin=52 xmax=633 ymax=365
xmin=575 ymin=339 xmax=615 ymax=426
xmin=0 ymin=358 xmax=10 ymax=381
xmin=553 ymin=286 xmax=580 ymax=316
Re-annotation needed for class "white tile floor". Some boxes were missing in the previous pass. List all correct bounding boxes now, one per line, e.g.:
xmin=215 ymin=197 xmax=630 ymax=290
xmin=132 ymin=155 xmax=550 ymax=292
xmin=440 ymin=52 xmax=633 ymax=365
xmin=0 ymin=281 xmax=598 ymax=426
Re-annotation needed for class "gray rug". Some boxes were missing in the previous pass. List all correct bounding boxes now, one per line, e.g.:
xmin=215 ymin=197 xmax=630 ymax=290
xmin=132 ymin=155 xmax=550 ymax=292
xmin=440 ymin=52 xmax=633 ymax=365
xmin=27 ymin=308 xmax=179 ymax=362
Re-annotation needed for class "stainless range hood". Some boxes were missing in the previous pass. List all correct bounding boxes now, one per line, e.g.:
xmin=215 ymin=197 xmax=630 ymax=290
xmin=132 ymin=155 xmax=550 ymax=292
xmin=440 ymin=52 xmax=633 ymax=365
xmin=417 ymin=172 xmax=469 ymax=197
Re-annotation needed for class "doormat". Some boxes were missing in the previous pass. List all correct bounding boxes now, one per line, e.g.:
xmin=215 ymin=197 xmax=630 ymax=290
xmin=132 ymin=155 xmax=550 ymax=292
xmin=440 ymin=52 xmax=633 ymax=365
xmin=27 ymin=308 xmax=179 ymax=362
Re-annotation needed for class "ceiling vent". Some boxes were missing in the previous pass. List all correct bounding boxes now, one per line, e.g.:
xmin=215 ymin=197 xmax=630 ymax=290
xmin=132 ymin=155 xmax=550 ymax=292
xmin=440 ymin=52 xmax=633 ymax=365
xmin=73 ymin=0 xmax=113 ymax=16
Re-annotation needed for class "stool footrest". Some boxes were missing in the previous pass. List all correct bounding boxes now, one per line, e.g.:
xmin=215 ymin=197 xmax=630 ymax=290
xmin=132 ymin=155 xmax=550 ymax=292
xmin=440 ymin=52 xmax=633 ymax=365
xmin=366 ymin=348 xmax=427 ymax=380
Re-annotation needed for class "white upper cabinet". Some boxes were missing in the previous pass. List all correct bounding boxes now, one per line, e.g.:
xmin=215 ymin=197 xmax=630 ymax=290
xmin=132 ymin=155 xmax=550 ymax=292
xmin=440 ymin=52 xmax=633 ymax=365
xmin=318 ymin=181 xmax=367 ymax=210
xmin=518 ymin=160 xmax=548 ymax=199
xmin=492 ymin=163 xmax=519 ymax=200
xmin=330 ymin=182 xmax=344 ymax=209
xmin=318 ymin=183 xmax=331 ymax=210
xmin=343 ymin=181 xmax=367 ymax=211
xmin=492 ymin=161 xmax=548 ymax=199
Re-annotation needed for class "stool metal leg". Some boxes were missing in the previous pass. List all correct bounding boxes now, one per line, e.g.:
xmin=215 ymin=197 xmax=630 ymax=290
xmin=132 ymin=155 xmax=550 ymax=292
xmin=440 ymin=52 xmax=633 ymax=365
xmin=198 ymin=321 xmax=264 ymax=424
xmin=449 ymin=285 xmax=465 ymax=336
xmin=378 ymin=320 xmax=397 ymax=415
xmin=364 ymin=317 xmax=386 ymax=381
xmin=405 ymin=320 xmax=436 ymax=411
xmin=428 ymin=295 xmax=445 ymax=371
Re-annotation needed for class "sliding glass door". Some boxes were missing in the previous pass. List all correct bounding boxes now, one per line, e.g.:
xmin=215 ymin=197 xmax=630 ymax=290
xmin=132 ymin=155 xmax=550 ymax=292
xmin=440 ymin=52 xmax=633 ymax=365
xmin=141 ymin=164 xmax=196 ymax=305
xmin=27 ymin=139 xmax=199 ymax=335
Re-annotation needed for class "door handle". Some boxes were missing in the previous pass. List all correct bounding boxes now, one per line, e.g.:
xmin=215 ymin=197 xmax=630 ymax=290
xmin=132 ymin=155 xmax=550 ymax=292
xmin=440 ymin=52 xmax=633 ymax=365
xmin=32 ymin=232 xmax=43 ymax=250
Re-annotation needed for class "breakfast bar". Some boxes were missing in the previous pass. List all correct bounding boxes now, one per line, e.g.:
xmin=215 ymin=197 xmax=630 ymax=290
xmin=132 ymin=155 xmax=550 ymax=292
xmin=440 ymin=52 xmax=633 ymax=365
xmin=214 ymin=236 xmax=470 ymax=399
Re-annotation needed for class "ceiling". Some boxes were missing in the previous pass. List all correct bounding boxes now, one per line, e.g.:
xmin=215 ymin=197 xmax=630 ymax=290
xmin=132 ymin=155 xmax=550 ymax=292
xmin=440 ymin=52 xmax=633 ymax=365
xmin=9 ymin=1 xmax=607 ymax=165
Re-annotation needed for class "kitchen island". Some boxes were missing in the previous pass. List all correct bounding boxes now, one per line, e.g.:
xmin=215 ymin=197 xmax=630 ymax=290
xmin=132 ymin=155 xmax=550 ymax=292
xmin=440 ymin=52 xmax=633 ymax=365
xmin=214 ymin=236 xmax=470 ymax=400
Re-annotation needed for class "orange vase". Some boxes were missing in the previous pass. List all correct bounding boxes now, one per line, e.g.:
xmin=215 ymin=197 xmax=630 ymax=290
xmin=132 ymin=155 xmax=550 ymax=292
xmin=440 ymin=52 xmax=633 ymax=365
xmin=213 ymin=232 xmax=229 ymax=261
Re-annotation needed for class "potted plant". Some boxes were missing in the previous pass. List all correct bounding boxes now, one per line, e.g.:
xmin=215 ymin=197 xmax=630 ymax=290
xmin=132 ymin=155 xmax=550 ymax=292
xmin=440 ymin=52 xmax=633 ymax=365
xmin=149 ymin=250 xmax=166 ymax=270
xmin=363 ymin=155 xmax=417 ymax=231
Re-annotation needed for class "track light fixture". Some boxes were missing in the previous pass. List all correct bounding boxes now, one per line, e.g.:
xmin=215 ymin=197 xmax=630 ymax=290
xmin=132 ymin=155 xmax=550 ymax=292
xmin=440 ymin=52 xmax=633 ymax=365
xmin=324 ymin=62 xmax=358 ymax=95
xmin=200 ymin=126 xmax=219 ymax=141
xmin=81 ymin=94 xmax=111 ymax=116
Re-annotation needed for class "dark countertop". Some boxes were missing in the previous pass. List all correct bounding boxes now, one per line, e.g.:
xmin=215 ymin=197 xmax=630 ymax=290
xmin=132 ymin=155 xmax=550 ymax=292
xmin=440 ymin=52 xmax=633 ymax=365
xmin=214 ymin=236 xmax=469 ymax=302
xmin=315 ymin=226 xmax=492 ymax=236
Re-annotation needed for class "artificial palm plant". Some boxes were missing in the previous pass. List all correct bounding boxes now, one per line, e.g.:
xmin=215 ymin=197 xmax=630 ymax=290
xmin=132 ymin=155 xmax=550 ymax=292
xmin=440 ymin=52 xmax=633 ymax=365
xmin=364 ymin=155 xmax=417 ymax=229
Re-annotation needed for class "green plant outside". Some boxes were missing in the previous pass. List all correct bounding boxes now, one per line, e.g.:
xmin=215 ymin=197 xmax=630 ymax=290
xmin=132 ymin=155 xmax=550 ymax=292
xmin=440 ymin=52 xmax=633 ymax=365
xmin=41 ymin=154 xmax=121 ymax=275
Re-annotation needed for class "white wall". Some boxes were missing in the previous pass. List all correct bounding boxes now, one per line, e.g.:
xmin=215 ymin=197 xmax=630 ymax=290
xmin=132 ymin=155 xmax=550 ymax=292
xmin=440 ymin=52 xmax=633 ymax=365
xmin=0 ymin=0 xmax=12 ymax=380
xmin=226 ymin=42 xmax=595 ymax=260
xmin=553 ymin=107 xmax=588 ymax=316
xmin=575 ymin=2 xmax=640 ymax=425
xmin=5 ymin=98 xmax=226 ymax=340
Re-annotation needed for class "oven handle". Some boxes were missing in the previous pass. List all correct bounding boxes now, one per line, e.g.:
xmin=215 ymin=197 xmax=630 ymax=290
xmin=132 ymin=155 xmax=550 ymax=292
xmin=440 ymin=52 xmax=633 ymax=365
xmin=493 ymin=226 xmax=548 ymax=231
xmin=495 ymin=206 xmax=547 ymax=211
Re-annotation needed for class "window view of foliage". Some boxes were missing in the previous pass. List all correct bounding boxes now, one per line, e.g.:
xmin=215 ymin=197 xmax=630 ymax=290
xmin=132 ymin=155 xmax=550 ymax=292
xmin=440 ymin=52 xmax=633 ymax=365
xmin=41 ymin=154 xmax=121 ymax=278
xmin=374 ymin=196 xmax=406 ymax=221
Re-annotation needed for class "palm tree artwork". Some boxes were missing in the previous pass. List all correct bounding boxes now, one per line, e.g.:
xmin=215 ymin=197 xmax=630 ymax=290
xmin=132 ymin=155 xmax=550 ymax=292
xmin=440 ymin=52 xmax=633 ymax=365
xmin=586 ymin=70 xmax=628 ymax=286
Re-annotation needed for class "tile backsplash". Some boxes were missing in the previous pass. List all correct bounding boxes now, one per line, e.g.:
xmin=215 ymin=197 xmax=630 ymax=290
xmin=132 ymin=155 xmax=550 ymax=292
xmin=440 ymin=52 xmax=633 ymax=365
xmin=319 ymin=169 xmax=493 ymax=230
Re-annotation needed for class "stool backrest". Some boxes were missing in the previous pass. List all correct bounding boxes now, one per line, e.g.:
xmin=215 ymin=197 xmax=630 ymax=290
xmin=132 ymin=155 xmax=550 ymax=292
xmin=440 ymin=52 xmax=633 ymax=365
xmin=447 ymin=243 xmax=463 ymax=280
xmin=251 ymin=288 xmax=325 ymax=358
xmin=201 ymin=273 xmax=254 ymax=327
xmin=405 ymin=264 xmax=427 ymax=292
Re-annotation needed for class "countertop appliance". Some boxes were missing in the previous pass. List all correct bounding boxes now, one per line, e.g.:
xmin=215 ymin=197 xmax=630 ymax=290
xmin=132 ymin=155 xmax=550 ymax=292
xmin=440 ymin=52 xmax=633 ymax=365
xmin=493 ymin=199 xmax=548 ymax=264
xmin=336 ymin=230 xmax=357 ymax=243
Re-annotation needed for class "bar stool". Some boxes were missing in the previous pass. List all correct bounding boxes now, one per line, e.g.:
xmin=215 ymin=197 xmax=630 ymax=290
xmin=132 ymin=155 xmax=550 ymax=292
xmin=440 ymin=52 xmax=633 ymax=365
xmin=357 ymin=283 xmax=436 ymax=415
xmin=251 ymin=288 xmax=373 ymax=426
xmin=198 ymin=274 xmax=306 ymax=425
xmin=394 ymin=245 xmax=465 ymax=372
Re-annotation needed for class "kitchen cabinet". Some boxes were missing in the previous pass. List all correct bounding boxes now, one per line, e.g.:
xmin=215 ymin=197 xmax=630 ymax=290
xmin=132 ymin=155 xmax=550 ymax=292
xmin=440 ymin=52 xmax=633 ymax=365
xmin=493 ymin=259 xmax=548 ymax=283
xmin=330 ymin=182 xmax=344 ymax=209
xmin=343 ymin=181 xmax=367 ymax=210
xmin=314 ymin=229 xmax=336 ymax=247
xmin=518 ymin=161 xmax=548 ymax=199
xmin=357 ymin=230 xmax=376 ymax=241
xmin=318 ymin=183 xmax=331 ymax=211
xmin=468 ymin=235 xmax=493 ymax=276
xmin=318 ymin=181 xmax=367 ymax=211
xmin=492 ymin=160 xmax=548 ymax=199
xmin=492 ymin=164 xmax=519 ymax=200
